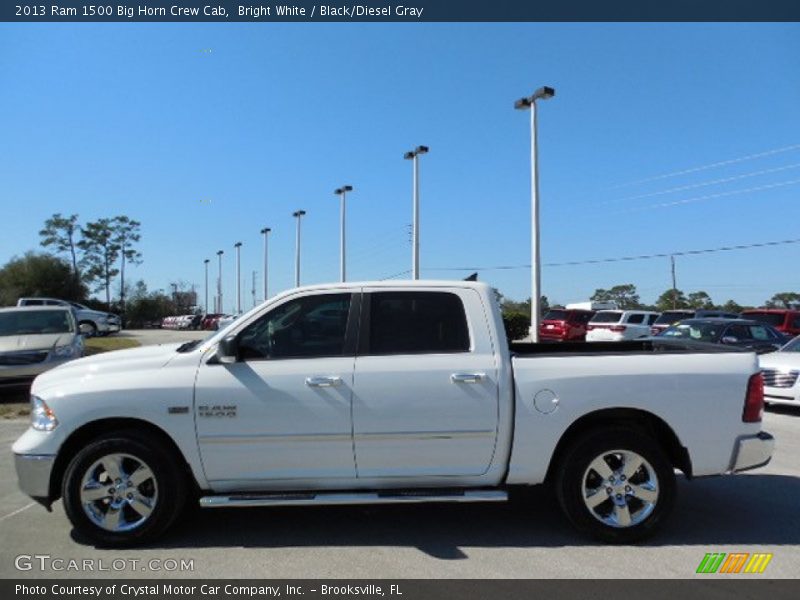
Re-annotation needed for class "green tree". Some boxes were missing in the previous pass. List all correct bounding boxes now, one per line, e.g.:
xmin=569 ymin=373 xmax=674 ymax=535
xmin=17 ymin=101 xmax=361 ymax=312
xmin=687 ymin=291 xmax=715 ymax=310
xmin=111 ymin=216 xmax=143 ymax=318
xmin=720 ymin=299 xmax=743 ymax=313
xmin=78 ymin=218 xmax=120 ymax=309
xmin=654 ymin=288 xmax=689 ymax=312
xmin=591 ymin=284 xmax=641 ymax=310
xmin=39 ymin=213 xmax=82 ymax=288
xmin=765 ymin=292 xmax=800 ymax=309
xmin=0 ymin=252 xmax=87 ymax=305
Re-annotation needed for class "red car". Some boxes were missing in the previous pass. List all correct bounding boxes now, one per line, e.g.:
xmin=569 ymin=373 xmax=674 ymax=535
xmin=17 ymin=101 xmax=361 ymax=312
xmin=539 ymin=308 xmax=595 ymax=342
xmin=741 ymin=309 xmax=800 ymax=337
xmin=201 ymin=313 xmax=224 ymax=330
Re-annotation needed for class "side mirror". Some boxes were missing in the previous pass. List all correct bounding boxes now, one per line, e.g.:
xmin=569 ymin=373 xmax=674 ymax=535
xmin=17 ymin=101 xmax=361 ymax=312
xmin=217 ymin=335 xmax=239 ymax=364
xmin=721 ymin=336 xmax=738 ymax=344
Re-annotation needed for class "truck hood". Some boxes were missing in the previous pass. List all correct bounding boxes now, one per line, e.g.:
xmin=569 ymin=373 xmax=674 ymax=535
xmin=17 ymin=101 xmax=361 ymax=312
xmin=0 ymin=333 xmax=74 ymax=353
xmin=31 ymin=343 xmax=183 ymax=394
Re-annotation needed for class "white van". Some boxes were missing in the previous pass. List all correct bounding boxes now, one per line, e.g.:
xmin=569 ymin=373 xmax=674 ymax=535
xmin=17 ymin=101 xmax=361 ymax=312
xmin=586 ymin=310 xmax=661 ymax=342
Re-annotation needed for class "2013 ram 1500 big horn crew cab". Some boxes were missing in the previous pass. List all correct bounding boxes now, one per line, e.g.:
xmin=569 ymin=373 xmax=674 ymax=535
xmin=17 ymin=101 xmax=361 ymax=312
xmin=13 ymin=281 xmax=774 ymax=545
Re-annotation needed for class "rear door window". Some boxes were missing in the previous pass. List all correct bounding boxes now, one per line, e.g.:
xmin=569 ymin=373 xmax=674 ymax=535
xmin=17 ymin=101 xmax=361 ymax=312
xmin=626 ymin=314 xmax=645 ymax=324
xmin=365 ymin=291 xmax=470 ymax=355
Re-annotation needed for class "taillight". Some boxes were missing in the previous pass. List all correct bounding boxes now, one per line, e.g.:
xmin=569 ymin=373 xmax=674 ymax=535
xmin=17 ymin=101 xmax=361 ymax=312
xmin=610 ymin=325 xmax=627 ymax=332
xmin=743 ymin=372 xmax=764 ymax=423
xmin=650 ymin=327 xmax=659 ymax=335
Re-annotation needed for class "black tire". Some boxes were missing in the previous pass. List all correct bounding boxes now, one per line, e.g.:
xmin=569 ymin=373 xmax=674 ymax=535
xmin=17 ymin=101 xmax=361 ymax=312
xmin=555 ymin=428 xmax=676 ymax=544
xmin=62 ymin=429 xmax=187 ymax=547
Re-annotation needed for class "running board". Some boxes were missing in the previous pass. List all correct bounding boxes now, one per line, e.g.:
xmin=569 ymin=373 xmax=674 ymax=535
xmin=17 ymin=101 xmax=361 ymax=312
xmin=199 ymin=489 xmax=508 ymax=508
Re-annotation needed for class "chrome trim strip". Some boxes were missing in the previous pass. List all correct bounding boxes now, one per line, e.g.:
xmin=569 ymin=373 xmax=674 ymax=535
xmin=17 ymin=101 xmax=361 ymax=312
xmin=199 ymin=430 xmax=495 ymax=444
xmin=200 ymin=489 xmax=508 ymax=508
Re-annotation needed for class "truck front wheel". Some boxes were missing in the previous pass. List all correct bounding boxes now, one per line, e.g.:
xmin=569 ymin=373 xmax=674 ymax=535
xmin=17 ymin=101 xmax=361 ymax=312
xmin=555 ymin=428 xmax=676 ymax=543
xmin=61 ymin=430 xmax=187 ymax=546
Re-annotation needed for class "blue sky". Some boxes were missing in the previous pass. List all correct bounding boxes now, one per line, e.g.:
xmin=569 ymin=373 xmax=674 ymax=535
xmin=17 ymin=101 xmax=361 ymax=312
xmin=1 ymin=23 xmax=798 ymax=311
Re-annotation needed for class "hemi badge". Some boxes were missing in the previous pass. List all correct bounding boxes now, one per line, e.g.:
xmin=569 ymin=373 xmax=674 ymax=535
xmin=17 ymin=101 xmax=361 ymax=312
xmin=168 ymin=406 xmax=190 ymax=414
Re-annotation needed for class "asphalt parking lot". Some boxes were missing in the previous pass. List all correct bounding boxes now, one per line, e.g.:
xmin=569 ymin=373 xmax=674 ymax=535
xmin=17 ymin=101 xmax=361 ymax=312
xmin=1 ymin=406 xmax=798 ymax=579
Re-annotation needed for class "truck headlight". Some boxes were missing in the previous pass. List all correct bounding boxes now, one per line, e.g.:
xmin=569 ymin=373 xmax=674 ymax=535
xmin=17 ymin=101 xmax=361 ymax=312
xmin=52 ymin=345 xmax=76 ymax=358
xmin=31 ymin=396 xmax=58 ymax=431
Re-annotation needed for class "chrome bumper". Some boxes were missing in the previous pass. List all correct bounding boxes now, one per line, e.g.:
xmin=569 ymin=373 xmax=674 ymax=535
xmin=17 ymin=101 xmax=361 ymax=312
xmin=14 ymin=453 xmax=55 ymax=503
xmin=731 ymin=432 xmax=775 ymax=472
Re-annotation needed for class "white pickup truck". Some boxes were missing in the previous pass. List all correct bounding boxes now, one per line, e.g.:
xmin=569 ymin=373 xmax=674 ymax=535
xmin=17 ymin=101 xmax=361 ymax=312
xmin=13 ymin=281 xmax=774 ymax=546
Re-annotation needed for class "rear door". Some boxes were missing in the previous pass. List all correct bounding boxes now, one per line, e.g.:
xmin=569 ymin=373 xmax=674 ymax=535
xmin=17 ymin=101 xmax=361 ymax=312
xmin=351 ymin=288 xmax=499 ymax=478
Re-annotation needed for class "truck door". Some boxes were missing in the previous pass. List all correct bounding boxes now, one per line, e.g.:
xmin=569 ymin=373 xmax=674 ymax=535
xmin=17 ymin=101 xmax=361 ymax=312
xmin=194 ymin=292 xmax=359 ymax=486
xmin=351 ymin=288 xmax=499 ymax=478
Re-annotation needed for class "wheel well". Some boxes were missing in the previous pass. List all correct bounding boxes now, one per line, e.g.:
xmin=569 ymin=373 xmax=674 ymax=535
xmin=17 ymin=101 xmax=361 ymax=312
xmin=49 ymin=418 xmax=198 ymax=502
xmin=544 ymin=408 xmax=692 ymax=483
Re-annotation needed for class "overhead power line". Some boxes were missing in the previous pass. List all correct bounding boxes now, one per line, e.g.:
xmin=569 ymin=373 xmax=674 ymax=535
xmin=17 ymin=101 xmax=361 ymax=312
xmin=418 ymin=237 xmax=800 ymax=271
xmin=626 ymin=178 xmax=800 ymax=212
xmin=609 ymin=143 xmax=800 ymax=189
xmin=603 ymin=162 xmax=800 ymax=205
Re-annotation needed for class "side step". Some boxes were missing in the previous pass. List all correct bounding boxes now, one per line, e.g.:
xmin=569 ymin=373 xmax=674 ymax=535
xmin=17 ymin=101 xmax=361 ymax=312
xmin=199 ymin=489 xmax=508 ymax=508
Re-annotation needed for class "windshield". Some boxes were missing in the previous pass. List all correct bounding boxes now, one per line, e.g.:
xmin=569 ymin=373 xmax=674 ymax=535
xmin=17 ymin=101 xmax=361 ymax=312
xmin=0 ymin=310 xmax=74 ymax=335
xmin=743 ymin=312 xmax=785 ymax=327
xmin=543 ymin=310 xmax=569 ymax=321
xmin=781 ymin=337 xmax=800 ymax=352
xmin=660 ymin=322 xmax=724 ymax=342
xmin=654 ymin=311 xmax=694 ymax=325
xmin=591 ymin=311 xmax=623 ymax=324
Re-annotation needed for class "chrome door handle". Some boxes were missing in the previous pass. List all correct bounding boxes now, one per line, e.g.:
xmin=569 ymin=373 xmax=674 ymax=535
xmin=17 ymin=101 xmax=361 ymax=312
xmin=450 ymin=372 xmax=485 ymax=384
xmin=305 ymin=376 xmax=343 ymax=388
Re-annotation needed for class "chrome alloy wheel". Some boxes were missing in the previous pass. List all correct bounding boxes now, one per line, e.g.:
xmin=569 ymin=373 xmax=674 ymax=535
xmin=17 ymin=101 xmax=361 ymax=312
xmin=79 ymin=453 xmax=158 ymax=532
xmin=581 ymin=449 xmax=659 ymax=528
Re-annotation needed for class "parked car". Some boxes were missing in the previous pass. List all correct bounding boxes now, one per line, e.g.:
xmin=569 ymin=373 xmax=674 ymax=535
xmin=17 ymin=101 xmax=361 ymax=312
xmin=17 ymin=298 xmax=120 ymax=337
xmin=539 ymin=308 xmax=595 ymax=342
xmin=656 ymin=318 xmax=789 ymax=354
xmin=13 ymin=280 xmax=772 ymax=546
xmin=650 ymin=309 xmax=740 ymax=335
xmin=586 ymin=310 xmax=660 ymax=341
xmin=741 ymin=309 xmax=800 ymax=337
xmin=216 ymin=314 xmax=237 ymax=330
xmin=201 ymin=314 xmax=223 ymax=330
xmin=0 ymin=306 xmax=84 ymax=386
xmin=759 ymin=336 xmax=800 ymax=408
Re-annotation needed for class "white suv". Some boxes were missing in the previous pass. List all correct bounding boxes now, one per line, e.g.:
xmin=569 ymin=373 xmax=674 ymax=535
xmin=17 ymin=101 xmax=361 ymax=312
xmin=586 ymin=310 xmax=661 ymax=342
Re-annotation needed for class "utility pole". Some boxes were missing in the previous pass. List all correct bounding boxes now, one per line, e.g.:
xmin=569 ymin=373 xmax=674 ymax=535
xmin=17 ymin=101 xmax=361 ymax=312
xmin=251 ymin=270 xmax=256 ymax=309
xmin=293 ymin=210 xmax=306 ymax=287
xmin=260 ymin=227 xmax=271 ymax=301
xmin=203 ymin=259 xmax=210 ymax=314
xmin=403 ymin=146 xmax=429 ymax=279
xmin=334 ymin=186 xmax=353 ymax=282
xmin=514 ymin=86 xmax=555 ymax=342
xmin=216 ymin=250 xmax=224 ymax=314
xmin=671 ymin=255 xmax=677 ymax=310
xmin=234 ymin=242 xmax=242 ymax=314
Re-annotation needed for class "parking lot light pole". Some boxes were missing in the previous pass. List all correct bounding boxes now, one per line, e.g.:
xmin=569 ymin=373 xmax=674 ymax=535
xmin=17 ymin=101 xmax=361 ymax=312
xmin=260 ymin=227 xmax=271 ymax=302
xmin=334 ymin=186 xmax=353 ymax=282
xmin=216 ymin=250 xmax=224 ymax=313
xmin=234 ymin=242 xmax=242 ymax=314
xmin=403 ymin=146 xmax=428 ymax=280
xmin=515 ymin=86 xmax=555 ymax=342
xmin=293 ymin=210 xmax=306 ymax=287
xmin=203 ymin=259 xmax=210 ymax=313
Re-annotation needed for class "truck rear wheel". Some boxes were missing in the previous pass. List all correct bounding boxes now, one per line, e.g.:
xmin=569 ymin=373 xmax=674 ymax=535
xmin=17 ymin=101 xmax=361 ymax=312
xmin=555 ymin=428 xmax=676 ymax=543
xmin=62 ymin=430 xmax=186 ymax=546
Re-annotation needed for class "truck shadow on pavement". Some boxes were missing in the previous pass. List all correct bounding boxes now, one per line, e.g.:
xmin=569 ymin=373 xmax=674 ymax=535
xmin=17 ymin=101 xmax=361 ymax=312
xmin=72 ymin=474 xmax=800 ymax=556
